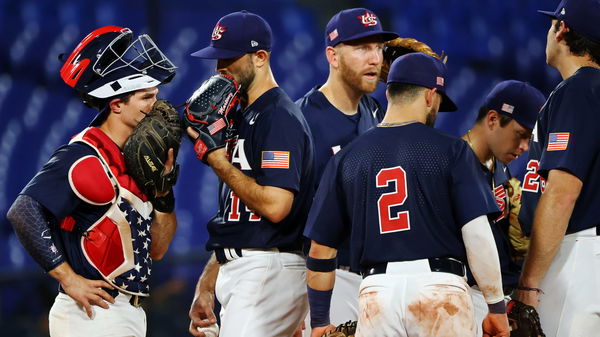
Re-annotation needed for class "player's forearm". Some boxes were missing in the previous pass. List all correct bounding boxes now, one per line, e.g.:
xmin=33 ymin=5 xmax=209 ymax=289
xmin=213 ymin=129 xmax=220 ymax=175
xmin=196 ymin=253 xmax=219 ymax=294
xmin=307 ymin=241 xmax=337 ymax=328
xmin=207 ymin=149 xmax=293 ymax=223
xmin=7 ymin=195 xmax=66 ymax=271
xmin=462 ymin=215 xmax=504 ymax=305
xmin=48 ymin=261 xmax=79 ymax=285
xmin=520 ymin=170 xmax=581 ymax=287
xmin=150 ymin=210 xmax=177 ymax=260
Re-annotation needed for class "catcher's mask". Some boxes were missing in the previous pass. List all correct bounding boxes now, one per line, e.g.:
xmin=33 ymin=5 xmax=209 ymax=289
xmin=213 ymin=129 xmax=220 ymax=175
xmin=60 ymin=25 xmax=176 ymax=109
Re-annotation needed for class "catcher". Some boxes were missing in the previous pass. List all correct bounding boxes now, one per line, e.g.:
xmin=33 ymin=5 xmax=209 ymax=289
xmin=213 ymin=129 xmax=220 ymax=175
xmin=7 ymin=26 xmax=178 ymax=337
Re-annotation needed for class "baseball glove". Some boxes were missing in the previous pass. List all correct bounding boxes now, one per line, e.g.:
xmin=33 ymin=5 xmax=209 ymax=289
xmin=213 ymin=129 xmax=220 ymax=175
xmin=507 ymin=300 xmax=546 ymax=337
xmin=380 ymin=37 xmax=445 ymax=82
xmin=123 ymin=99 xmax=182 ymax=212
xmin=183 ymin=74 xmax=241 ymax=163
xmin=322 ymin=321 xmax=357 ymax=337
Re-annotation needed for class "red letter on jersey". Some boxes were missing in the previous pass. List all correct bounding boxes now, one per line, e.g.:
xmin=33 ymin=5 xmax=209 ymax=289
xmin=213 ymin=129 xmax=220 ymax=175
xmin=376 ymin=166 xmax=410 ymax=234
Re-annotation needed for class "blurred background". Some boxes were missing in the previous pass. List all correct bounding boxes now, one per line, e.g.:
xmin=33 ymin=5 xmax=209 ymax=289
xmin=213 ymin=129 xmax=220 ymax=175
xmin=0 ymin=0 xmax=560 ymax=335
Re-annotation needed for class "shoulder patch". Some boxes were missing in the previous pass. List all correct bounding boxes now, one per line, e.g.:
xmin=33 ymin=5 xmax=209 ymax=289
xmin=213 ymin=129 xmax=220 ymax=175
xmin=547 ymin=132 xmax=570 ymax=151
xmin=69 ymin=155 xmax=115 ymax=205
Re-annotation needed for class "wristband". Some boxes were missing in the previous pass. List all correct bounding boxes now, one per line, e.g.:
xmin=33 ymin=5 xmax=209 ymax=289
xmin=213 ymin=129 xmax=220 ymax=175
xmin=152 ymin=191 xmax=175 ymax=213
xmin=306 ymin=256 xmax=337 ymax=272
xmin=488 ymin=300 xmax=506 ymax=314
xmin=307 ymin=286 xmax=332 ymax=328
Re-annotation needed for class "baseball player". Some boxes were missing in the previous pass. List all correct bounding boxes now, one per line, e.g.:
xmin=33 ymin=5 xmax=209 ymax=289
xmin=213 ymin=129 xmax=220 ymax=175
xmin=186 ymin=11 xmax=314 ymax=337
xmin=296 ymin=8 xmax=397 ymax=331
xmin=460 ymin=80 xmax=546 ymax=335
xmin=304 ymin=53 xmax=509 ymax=337
xmin=6 ymin=26 xmax=178 ymax=336
xmin=517 ymin=1 xmax=600 ymax=335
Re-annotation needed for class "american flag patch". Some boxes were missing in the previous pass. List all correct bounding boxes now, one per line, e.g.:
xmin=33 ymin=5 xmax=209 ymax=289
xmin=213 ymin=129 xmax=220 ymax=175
xmin=329 ymin=29 xmax=339 ymax=41
xmin=547 ymin=132 xmax=570 ymax=151
xmin=208 ymin=118 xmax=226 ymax=135
xmin=501 ymin=103 xmax=514 ymax=114
xmin=261 ymin=151 xmax=290 ymax=168
xmin=436 ymin=77 xmax=444 ymax=86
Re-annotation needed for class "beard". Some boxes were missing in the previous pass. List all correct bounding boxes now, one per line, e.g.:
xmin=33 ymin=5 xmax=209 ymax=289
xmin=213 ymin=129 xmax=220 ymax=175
xmin=338 ymin=54 xmax=380 ymax=94
xmin=425 ymin=110 xmax=437 ymax=127
xmin=234 ymin=59 xmax=256 ymax=106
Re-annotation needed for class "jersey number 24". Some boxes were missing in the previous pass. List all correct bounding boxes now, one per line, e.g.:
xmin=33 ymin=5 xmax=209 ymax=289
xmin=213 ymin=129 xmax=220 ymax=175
xmin=376 ymin=166 xmax=411 ymax=234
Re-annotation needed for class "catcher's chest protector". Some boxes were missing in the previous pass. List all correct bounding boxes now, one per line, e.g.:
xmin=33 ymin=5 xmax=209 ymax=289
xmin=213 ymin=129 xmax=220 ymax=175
xmin=68 ymin=128 xmax=154 ymax=296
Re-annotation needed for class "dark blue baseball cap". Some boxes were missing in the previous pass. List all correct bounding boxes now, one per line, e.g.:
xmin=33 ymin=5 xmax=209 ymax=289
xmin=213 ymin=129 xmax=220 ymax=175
xmin=386 ymin=53 xmax=457 ymax=112
xmin=191 ymin=10 xmax=272 ymax=59
xmin=325 ymin=8 xmax=398 ymax=47
xmin=483 ymin=80 xmax=546 ymax=130
xmin=538 ymin=0 xmax=600 ymax=43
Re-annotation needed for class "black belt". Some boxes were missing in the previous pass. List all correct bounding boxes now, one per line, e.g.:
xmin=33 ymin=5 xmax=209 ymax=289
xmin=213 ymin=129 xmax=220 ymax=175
xmin=58 ymin=285 xmax=145 ymax=307
xmin=360 ymin=257 xmax=466 ymax=279
xmin=214 ymin=245 xmax=301 ymax=264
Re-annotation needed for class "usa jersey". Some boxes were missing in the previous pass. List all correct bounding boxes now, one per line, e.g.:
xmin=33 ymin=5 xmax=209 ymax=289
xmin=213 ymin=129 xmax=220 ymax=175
xmin=296 ymin=86 xmax=383 ymax=268
xmin=206 ymin=87 xmax=314 ymax=250
xmin=304 ymin=123 xmax=499 ymax=271
xmin=520 ymin=67 xmax=600 ymax=235
xmin=471 ymin=157 xmax=520 ymax=287
xmin=296 ymin=86 xmax=384 ymax=182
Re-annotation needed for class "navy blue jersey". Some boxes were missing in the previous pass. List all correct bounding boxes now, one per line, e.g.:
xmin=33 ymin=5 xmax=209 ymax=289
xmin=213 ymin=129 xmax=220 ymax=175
xmin=296 ymin=86 xmax=384 ymax=183
xmin=206 ymin=87 xmax=314 ymax=250
xmin=469 ymin=156 xmax=520 ymax=287
xmin=21 ymin=143 xmax=107 ymax=281
xmin=520 ymin=67 xmax=600 ymax=235
xmin=304 ymin=123 xmax=499 ymax=271
xmin=296 ymin=86 xmax=383 ymax=268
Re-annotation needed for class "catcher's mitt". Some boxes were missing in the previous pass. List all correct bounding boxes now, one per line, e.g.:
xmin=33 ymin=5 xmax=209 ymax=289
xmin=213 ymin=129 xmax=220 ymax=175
xmin=123 ymin=99 xmax=182 ymax=212
xmin=507 ymin=300 xmax=545 ymax=337
xmin=323 ymin=321 xmax=357 ymax=337
xmin=380 ymin=37 xmax=445 ymax=82
xmin=184 ymin=74 xmax=241 ymax=163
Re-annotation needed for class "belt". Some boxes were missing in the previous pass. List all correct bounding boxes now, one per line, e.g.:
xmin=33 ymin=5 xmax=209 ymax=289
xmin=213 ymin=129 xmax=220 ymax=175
xmin=360 ymin=257 xmax=466 ymax=279
xmin=58 ymin=285 xmax=145 ymax=307
xmin=214 ymin=245 xmax=302 ymax=264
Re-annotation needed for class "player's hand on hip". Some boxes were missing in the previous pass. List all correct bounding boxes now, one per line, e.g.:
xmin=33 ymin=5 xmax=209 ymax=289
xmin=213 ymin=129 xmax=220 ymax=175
xmin=310 ymin=324 xmax=336 ymax=337
xmin=60 ymin=273 xmax=115 ymax=318
xmin=188 ymin=290 xmax=217 ymax=336
xmin=482 ymin=313 xmax=510 ymax=337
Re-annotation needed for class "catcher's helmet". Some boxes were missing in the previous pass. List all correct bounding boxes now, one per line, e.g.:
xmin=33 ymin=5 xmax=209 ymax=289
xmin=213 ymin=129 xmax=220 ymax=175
xmin=60 ymin=25 xmax=176 ymax=108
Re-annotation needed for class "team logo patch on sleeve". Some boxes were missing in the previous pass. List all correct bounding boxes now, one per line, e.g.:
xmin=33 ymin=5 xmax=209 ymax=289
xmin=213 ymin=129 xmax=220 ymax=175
xmin=547 ymin=132 xmax=570 ymax=151
xmin=261 ymin=151 xmax=290 ymax=168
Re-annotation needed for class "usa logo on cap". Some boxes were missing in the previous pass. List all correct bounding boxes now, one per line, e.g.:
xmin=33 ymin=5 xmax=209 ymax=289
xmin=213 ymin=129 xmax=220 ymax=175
xmin=358 ymin=11 xmax=378 ymax=27
xmin=212 ymin=23 xmax=226 ymax=40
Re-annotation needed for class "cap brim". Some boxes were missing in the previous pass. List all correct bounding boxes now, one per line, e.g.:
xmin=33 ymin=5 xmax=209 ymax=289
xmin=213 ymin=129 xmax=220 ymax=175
xmin=537 ymin=10 xmax=557 ymax=19
xmin=337 ymin=30 xmax=399 ymax=45
xmin=190 ymin=46 xmax=245 ymax=59
xmin=439 ymin=93 xmax=458 ymax=112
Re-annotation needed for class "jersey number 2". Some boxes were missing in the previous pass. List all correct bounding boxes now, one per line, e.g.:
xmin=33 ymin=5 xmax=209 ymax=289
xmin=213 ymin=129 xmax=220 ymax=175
xmin=376 ymin=166 xmax=410 ymax=234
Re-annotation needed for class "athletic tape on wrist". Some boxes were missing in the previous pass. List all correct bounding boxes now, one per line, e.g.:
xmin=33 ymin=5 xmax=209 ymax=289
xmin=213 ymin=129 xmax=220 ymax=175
xmin=307 ymin=286 xmax=333 ymax=328
xmin=306 ymin=256 xmax=337 ymax=272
